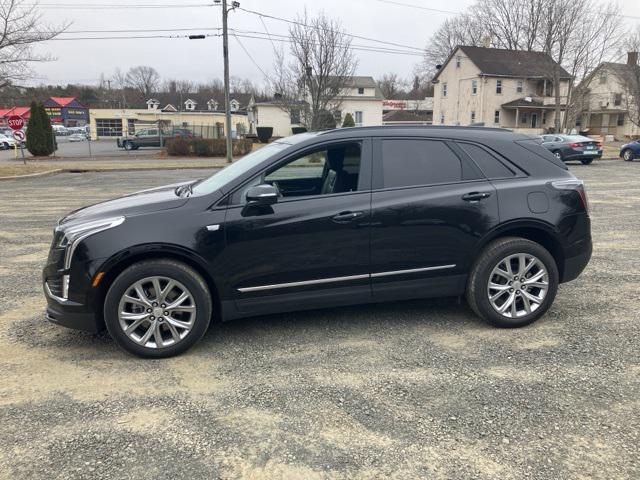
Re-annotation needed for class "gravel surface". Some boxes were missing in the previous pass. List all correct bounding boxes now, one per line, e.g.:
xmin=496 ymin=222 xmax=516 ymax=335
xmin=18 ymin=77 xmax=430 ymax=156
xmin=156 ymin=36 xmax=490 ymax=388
xmin=0 ymin=162 xmax=638 ymax=479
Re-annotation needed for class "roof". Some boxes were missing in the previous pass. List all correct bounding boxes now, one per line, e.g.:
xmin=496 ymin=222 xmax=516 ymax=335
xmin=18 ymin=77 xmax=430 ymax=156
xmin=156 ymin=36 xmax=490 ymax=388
xmin=6 ymin=106 xmax=30 ymax=117
xmin=501 ymin=98 xmax=565 ymax=110
xmin=433 ymin=45 xmax=572 ymax=82
xmin=151 ymin=92 xmax=254 ymax=111
xmin=46 ymin=96 xmax=87 ymax=108
xmin=383 ymin=110 xmax=433 ymax=122
xmin=320 ymin=75 xmax=385 ymax=99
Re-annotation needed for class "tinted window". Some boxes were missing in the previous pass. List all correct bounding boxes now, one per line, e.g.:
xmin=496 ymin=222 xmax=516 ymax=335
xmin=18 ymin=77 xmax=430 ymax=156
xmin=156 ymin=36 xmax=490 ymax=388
xmin=459 ymin=143 xmax=515 ymax=178
xmin=381 ymin=139 xmax=462 ymax=188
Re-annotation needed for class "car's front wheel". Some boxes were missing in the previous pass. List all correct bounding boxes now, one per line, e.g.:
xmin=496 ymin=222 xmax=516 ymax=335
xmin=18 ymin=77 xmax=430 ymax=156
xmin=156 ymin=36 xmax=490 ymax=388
xmin=553 ymin=151 xmax=563 ymax=161
xmin=104 ymin=259 xmax=212 ymax=358
xmin=466 ymin=237 xmax=559 ymax=328
xmin=123 ymin=140 xmax=134 ymax=151
xmin=622 ymin=149 xmax=634 ymax=161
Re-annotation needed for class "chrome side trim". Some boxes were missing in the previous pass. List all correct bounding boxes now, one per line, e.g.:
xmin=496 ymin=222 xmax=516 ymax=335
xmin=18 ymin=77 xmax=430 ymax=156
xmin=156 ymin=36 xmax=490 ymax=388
xmin=237 ymin=264 xmax=456 ymax=293
xmin=370 ymin=264 xmax=456 ymax=278
xmin=237 ymin=274 xmax=370 ymax=293
xmin=45 ymin=281 xmax=68 ymax=303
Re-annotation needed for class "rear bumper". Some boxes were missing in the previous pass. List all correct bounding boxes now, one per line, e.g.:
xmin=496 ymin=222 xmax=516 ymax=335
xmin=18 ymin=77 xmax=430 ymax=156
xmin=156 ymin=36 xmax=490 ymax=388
xmin=564 ymin=151 xmax=602 ymax=161
xmin=561 ymin=237 xmax=592 ymax=283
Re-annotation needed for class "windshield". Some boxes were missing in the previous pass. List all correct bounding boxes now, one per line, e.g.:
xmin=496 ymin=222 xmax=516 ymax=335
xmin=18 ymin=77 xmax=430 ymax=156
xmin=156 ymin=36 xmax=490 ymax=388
xmin=191 ymin=142 xmax=289 ymax=195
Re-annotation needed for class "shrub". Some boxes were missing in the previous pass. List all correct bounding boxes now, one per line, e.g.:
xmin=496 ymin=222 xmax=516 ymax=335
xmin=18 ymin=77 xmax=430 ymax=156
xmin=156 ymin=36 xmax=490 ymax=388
xmin=257 ymin=127 xmax=273 ymax=143
xmin=165 ymin=137 xmax=191 ymax=156
xmin=291 ymin=126 xmax=307 ymax=135
xmin=165 ymin=138 xmax=253 ymax=157
xmin=342 ymin=112 xmax=355 ymax=128
xmin=193 ymin=139 xmax=212 ymax=157
xmin=26 ymin=101 xmax=56 ymax=156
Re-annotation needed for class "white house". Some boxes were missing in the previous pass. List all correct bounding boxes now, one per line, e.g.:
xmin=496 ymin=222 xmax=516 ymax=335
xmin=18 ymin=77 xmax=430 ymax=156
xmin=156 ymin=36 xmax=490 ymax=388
xmin=432 ymin=45 xmax=571 ymax=134
xmin=576 ymin=52 xmax=640 ymax=139
xmin=250 ymin=75 xmax=384 ymax=138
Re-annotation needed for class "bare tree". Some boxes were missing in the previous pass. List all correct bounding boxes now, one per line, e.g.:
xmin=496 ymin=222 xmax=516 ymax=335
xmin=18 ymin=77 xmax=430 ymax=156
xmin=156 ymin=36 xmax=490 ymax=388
xmin=614 ymin=60 xmax=640 ymax=128
xmin=623 ymin=24 xmax=640 ymax=54
xmin=125 ymin=66 xmax=160 ymax=98
xmin=0 ymin=0 xmax=67 ymax=87
xmin=377 ymin=72 xmax=407 ymax=99
xmin=271 ymin=11 xmax=357 ymax=130
xmin=423 ymin=14 xmax=486 ymax=75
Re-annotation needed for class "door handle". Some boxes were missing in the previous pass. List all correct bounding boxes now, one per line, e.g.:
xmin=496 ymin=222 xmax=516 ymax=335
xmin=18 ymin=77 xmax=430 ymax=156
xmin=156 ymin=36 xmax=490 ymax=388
xmin=462 ymin=191 xmax=492 ymax=202
xmin=332 ymin=211 xmax=364 ymax=223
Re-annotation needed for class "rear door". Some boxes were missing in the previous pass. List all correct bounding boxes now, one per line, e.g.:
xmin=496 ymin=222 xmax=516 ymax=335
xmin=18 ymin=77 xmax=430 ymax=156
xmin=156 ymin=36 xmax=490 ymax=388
xmin=369 ymin=137 xmax=500 ymax=301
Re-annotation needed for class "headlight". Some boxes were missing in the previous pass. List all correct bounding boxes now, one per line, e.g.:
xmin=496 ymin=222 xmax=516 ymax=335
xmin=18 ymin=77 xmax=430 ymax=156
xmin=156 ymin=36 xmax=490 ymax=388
xmin=56 ymin=216 xmax=125 ymax=269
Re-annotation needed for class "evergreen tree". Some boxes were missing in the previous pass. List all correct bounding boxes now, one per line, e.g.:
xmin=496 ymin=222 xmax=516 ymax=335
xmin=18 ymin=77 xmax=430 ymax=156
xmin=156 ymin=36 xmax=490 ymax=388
xmin=342 ymin=112 xmax=355 ymax=127
xmin=26 ymin=101 xmax=56 ymax=156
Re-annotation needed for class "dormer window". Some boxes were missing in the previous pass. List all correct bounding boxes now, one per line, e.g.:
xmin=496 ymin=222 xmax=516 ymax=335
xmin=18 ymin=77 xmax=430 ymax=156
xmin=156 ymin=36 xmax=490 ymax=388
xmin=230 ymin=99 xmax=240 ymax=111
xmin=207 ymin=99 xmax=218 ymax=111
xmin=146 ymin=99 xmax=160 ymax=111
xmin=184 ymin=99 xmax=197 ymax=111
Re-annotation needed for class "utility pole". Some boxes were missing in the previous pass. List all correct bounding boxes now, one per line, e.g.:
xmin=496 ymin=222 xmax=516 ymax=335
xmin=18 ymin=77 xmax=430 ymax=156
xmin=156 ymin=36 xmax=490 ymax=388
xmin=221 ymin=0 xmax=233 ymax=163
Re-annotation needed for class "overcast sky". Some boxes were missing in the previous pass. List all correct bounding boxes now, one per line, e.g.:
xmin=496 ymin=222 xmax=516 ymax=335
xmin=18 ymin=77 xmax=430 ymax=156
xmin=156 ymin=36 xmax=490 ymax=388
xmin=31 ymin=0 xmax=640 ymax=88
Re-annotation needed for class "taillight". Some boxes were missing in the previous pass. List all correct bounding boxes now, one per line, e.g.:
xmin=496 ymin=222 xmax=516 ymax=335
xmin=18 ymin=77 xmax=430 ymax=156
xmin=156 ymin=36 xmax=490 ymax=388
xmin=551 ymin=179 xmax=589 ymax=213
xmin=569 ymin=142 xmax=582 ymax=148
xmin=596 ymin=142 xmax=603 ymax=148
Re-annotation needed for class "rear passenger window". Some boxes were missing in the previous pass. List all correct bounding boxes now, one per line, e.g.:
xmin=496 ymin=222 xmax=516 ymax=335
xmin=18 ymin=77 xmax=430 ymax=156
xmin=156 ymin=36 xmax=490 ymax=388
xmin=381 ymin=139 xmax=463 ymax=188
xmin=459 ymin=143 xmax=515 ymax=178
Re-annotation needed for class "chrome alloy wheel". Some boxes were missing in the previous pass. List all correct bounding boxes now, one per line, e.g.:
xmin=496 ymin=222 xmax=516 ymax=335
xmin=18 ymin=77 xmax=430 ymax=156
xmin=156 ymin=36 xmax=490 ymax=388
xmin=487 ymin=253 xmax=549 ymax=318
xmin=118 ymin=276 xmax=196 ymax=348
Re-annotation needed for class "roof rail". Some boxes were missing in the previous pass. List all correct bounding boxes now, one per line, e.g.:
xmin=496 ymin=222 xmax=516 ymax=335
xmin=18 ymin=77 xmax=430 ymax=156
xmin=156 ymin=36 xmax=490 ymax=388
xmin=317 ymin=125 xmax=513 ymax=134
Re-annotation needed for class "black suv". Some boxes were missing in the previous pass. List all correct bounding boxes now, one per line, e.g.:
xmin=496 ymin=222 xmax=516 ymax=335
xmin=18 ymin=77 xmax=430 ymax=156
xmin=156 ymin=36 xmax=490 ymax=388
xmin=43 ymin=127 xmax=592 ymax=358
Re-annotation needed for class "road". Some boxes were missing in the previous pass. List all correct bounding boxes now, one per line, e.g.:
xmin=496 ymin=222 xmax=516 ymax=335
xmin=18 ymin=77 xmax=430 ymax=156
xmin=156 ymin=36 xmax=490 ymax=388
xmin=0 ymin=137 xmax=160 ymax=161
xmin=0 ymin=162 xmax=638 ymax=479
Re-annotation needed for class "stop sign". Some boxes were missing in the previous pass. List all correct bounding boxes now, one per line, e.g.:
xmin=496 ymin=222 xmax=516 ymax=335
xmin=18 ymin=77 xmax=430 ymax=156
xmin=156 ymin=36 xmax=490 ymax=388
xmin=8 ymin=115 xmax=24 ymax=130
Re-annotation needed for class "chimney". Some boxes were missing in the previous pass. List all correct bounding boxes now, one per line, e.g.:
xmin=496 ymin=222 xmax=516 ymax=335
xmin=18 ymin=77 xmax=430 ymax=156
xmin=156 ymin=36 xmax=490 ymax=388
xmin=627 ymin=52 xmax=638 ymax=66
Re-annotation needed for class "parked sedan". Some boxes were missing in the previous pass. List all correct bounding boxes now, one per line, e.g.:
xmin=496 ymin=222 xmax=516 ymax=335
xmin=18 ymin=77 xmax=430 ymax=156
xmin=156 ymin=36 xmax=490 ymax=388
xmin=68 ymin=133 xmax=87 ymax=142
xmin=540 ymin=134 xmax=602 ymax=164
xmin=0 ymin=134 xmax=17 ymax=149
xmin=619 ymin=139 xmax=640 ymax=161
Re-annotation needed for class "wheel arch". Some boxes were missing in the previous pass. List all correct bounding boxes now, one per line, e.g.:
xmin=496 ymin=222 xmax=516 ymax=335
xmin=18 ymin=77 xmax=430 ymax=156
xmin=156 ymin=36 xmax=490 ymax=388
xmin=472 ymin=220 xmax=565 ymax=281
xmin=92 ymin=244 xmax=220 ymax=329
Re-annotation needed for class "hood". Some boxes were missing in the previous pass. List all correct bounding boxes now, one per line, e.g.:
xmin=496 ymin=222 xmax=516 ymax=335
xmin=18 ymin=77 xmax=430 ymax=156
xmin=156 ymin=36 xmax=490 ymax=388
xmin=60 ymin=181 xmax=192 ymax=225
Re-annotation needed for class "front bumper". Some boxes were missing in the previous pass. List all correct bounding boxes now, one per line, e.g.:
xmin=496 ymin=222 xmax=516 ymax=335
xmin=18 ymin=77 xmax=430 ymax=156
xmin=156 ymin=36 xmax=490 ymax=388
xmin=43 ymin=281 xmax=101 ymax=333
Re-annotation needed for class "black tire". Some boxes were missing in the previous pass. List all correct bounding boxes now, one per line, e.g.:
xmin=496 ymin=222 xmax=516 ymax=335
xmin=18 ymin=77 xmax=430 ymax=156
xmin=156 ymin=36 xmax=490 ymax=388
xmin=552 ymin=150 xmax=563 ymax=161
xmin=123 ymin=140 xmax=133 ymax=151
xmin=622 ymin=149 xmax=634 ymax=161
xmin=104 ymin=259 xmax=212 ymax=358
xmin=2 ymin=142 xmax=8 ymax=150
xmin=466 ymin=237 xmax=559 ymax=328
xmin=581 ymin=158 xmax=593 ymax=165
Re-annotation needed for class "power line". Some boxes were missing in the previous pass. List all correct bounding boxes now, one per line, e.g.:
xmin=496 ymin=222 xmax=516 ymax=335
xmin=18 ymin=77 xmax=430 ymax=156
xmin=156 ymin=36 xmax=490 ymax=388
xmin=59 ymin=28 xmax=222 ymax=34
xmin=374 ymin=0 xmax=461 ymax=15
xmin=22 ymin=2 xmax=217 ymax=9
xmin=232 ymin=34 xmax=272 ymax=83
xmin=375 ymin=0 xmax=640 ymax=21
xmin=237 ymin=6 xmax=424 ymax=52
xmin=50 ymin=34 xmax=220 ymax=41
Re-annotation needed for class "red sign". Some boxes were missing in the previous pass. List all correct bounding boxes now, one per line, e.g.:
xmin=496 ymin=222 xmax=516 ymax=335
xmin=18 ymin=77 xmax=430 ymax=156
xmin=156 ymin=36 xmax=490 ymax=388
xmin=8 ymin=115 xmax=24 ymax=130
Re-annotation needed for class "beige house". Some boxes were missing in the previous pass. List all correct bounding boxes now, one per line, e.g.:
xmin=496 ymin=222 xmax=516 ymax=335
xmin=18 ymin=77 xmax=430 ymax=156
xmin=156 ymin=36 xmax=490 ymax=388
xmin=250 ymin=76 xmax=384 ymax=138
xmin=576 ymin=52 xmax=640 ymax=139
xmin=432 ymin=46 xmax=571 ymax=134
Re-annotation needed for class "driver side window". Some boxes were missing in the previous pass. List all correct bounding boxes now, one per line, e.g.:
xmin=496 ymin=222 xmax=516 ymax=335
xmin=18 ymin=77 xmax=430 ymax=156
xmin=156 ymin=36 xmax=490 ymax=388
xmin=232 ymin=142 xmax=362 ymax=204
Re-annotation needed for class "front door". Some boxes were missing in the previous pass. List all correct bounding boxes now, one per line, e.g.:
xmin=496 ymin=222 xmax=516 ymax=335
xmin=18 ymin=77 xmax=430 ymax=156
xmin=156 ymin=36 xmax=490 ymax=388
xmin=369 ymin=138 xmax=500 ymax=301
xmin=531 ymin=113 xmax=538 ymax=128
xmin=220 ymin=139 xmax=373 ymax=314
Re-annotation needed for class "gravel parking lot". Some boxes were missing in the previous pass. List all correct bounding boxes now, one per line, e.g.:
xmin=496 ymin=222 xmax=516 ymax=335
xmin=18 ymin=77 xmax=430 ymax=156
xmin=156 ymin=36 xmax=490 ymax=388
xmin=0 ymin=161 xmax=638 ymax=479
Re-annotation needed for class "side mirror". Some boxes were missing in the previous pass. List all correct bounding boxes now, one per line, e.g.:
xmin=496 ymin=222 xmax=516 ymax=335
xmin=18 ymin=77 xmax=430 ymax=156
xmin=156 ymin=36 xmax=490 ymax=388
xmin=246 ymin=184 xmax=278 ymax=206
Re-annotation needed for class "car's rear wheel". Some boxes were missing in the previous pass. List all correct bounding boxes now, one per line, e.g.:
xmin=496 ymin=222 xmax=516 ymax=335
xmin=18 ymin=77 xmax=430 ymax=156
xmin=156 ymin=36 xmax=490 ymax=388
xmin=581 ymin=158 xmax=594 ymax=165
xmin=104 ymin=259 xmax=212 ymax=358
xmin=623 ymin=149 xmax=634 ymax=161
xmin=553 ymin=150 xmax=563 ymax=161
xmin=466 ymin=237 xmax=559 ymax=328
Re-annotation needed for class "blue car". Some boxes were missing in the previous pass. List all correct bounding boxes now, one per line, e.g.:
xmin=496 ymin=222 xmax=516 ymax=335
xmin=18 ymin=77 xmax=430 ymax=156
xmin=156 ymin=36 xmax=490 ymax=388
xmin=620 ymin=140 xmax=640 ymax=161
